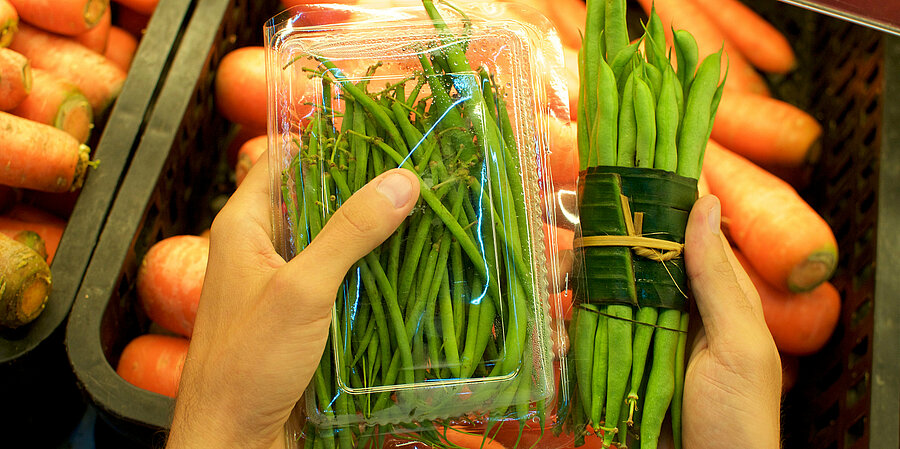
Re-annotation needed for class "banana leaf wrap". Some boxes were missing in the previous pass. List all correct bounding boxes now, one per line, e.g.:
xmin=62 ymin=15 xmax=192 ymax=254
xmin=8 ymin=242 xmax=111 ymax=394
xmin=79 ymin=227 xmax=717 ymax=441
xmin=574 ymin=166 xmax=697 ymax=311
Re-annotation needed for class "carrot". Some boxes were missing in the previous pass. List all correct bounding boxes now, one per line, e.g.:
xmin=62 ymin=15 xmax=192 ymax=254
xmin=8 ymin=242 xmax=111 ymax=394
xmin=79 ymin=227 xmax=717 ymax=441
xmin=548 ymin=117 xmax=578 ymax=187
xmin=563 ymin=45 xmax=579 ymax=121
xmin=734 ymin=250 xmax=840 ymax=355
xmin=0 ymin=111 xmax=93 ymax=193
xmin=541 ymin=0 xmax=586 ymax=50
xmin=704 ymin=141 xmax=837 ymax=292
xmin=116 ymin=334 xmax=190 ymax=398
xmin=710 ymin=90 xmax=822 ymax=167
xmin=0 ymin=0 xmax=17 ymax=47
xmin=73 ymin=5 xmax=111 ymax=53
xmin=112 ymin=0 xmax=158 ymax=16
xmin=136 ymin=235 xmax=208 ymax=338
xmin=0 ymin=208 xmax=64 ymax=263
xmin=215 ymin=46 xmax=268 ymax=130
xmin=442 ymin=426 xmax=507 ymax=449
xmin=11 ymin=23 xmax=126 ymax=116
xmin=235 ymin=134 xmax=267 ymax=187
xmin=634 ymin=0 xmax=770 ymax=96
xmin=104 ymin=25 xmax=138 ymax=71
xmin=8 ymin=0 xmax=109 ymax=36
xmin=0 ymin=232 xmax=51 ymax=328
xmin=114 ymin=3 xmax=149 ymax=38
xmin=690 ymin=0 xmax=796 ymax=73
xmin=10 ymin=68 xmax=94 ymax=143
xmin=0 ymin=47 xmax=30 ymax=111
xmin=6 ymin=203 xmax=66 ymax=224
xmin=13 ymin=229 xmax=47 ymax=260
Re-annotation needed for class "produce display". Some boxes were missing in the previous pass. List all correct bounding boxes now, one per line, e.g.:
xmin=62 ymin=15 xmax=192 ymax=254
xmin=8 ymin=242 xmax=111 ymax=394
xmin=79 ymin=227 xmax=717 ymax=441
xmin=0 ymin=0 xmax=149 ymax=330
xmin=107 ymin=1 xmax=848 ymax=448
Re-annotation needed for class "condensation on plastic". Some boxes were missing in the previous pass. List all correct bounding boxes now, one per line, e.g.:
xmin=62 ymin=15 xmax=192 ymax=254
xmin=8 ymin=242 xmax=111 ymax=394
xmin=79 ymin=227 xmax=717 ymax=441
xmin=265 ymin=1 xmax=576 ymax=447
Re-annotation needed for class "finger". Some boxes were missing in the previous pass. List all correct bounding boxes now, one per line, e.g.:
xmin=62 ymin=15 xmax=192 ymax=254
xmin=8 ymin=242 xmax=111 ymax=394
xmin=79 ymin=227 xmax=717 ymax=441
xmin=286 ymin=168 xmax=420 ymax=288
xmin=685 ymin=195 xmax=764 ymax=338
xmin=215 ymin=150 xmax=273 ymax=241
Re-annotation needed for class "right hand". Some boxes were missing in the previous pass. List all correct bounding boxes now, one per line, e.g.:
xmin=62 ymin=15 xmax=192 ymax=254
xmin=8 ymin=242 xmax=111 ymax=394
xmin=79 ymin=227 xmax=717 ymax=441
xmin=682 ymin=195 xmax=783 ymax=449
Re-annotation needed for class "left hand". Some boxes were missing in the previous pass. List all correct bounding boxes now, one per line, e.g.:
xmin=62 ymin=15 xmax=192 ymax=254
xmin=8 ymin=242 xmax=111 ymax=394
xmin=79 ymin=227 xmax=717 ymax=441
xmin=166 ymin=154 xmax=420 ymax=449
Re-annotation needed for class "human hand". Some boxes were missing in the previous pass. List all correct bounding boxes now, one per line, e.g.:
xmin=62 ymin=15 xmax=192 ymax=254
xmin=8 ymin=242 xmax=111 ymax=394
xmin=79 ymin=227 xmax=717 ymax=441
xmin=681 ymin=195 xmax=782 ymax=449
xmin=166 ymin=155 xmax=420 ymax=449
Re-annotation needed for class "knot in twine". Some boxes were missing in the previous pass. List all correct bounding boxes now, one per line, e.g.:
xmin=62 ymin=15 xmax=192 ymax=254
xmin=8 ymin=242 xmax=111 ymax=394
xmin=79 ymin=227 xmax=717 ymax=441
xmin=574 ymin=194 xmax=684 ymax=262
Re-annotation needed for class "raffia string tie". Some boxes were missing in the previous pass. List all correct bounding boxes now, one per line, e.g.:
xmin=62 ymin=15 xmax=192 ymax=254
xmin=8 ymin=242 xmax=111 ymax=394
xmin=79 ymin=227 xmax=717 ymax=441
xmin=574 ymin=194 xmax=684 ymax=262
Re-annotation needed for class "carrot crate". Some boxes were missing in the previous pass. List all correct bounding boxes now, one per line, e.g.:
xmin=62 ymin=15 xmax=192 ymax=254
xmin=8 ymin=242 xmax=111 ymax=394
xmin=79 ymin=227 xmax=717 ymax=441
xmin=66 ymin=0 xmax=900 ymax=448
xmin=65 ymin=0 xmax=281 ymax=446
xmin=0 ymin=0 xmax=194 ymax=446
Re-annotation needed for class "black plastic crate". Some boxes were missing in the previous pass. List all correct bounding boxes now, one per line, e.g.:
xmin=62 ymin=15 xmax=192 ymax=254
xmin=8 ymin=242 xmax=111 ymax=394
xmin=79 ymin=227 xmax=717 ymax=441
xmin=0 ymin=0 xmax=194 ymax=445
xmin=66 ymin=0 xmax=900 ymax=448
xmin=66 ymin=0 xmax=281 ymax=446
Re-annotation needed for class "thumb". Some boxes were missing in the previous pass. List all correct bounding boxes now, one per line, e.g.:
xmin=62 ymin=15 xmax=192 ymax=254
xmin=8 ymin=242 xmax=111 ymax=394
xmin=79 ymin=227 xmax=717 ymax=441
xmin=286 ymin=168 xmax=420 ymax=289
xmin=684 ymin=195 xmax=765 ymax=339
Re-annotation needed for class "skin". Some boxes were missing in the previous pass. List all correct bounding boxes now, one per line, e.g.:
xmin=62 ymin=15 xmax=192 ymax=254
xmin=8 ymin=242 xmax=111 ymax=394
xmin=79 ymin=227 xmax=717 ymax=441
xmin=166 ymin=152 xmax=781 ymax=449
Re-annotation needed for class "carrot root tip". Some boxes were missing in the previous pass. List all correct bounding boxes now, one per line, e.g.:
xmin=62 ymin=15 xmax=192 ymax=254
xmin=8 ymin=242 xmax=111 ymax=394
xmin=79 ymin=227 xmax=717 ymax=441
xmin=788 ymin=249 xmax=837 ymax=293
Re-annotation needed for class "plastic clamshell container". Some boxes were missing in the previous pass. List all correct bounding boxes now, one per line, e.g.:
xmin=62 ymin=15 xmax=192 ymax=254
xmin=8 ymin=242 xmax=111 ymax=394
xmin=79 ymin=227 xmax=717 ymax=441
xmin=266 ymin=1 xmax=569 ymax=433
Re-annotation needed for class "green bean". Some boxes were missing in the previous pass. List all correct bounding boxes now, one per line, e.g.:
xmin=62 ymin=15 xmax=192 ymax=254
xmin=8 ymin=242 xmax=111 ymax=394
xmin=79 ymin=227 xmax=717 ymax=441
xmin=655 ymin=66 xmax=680 ymax=172
xmin=573 ymin=307 xmax=598 ymax=422
xmin=591 ymin=307 xmax=609 ymax=431
xmin=513 ymin=344 xmax=534 ymax=449
xmin=417 ymin=54 xmax=466 ymax=130
xmin=352 ymin=105 xmax=368 ymax=191
xmin=438 ymin=269 xmax=462 ymax=378
xmin=319 ymin=59 xmax=407 ymax=153
xmin=676 ymin=50 xmax=721 ymax=179
xmin=591 ymin=57 xmax=618 ymax=167
xmin=409 ymin=242 xmax=440 ymax=323
xmin=423 ymin=275 xmax=442 ymax=379
xmin=645 ymin=6 xmax=667 ymax=72
xmin=673 ymin=30 xmax=699 ymax=101
xmin=386 ymin=221 xmax=406 ymax=289
xmin=671 ymin=311 xmax=690 ymax=449
xmin=609 ymin=41 xmax=640 ymax=83
xmin=604 ymin=0 xmax=630 ymax=61
xmin=313 ymin=370 xmax=336 ymax=449
xmin=616 ymin=72 xmax=637 ymax=167
xmin=459 ymin=274 xmax=483 ymax=378
xmin=577 ymin=47 xmax=590 ymax=171
xmin=282 ymin=173 xmax=300 ymax=248
xmin=603 ymin=304 xmax=633 ymax=447
xmin=626 ymin=306 xmax=657 ymax=425
xmin=639 ymin=308 xmax=681 ymax=449
xmin=706 ymin=75 xmax=727 ymax=143
xmin=450 ymin=240 xmax=466 ymax=349
xmin=397 ymin=212 xmax=433 ymax=309
xmin=293 ymin=155 xmax=309 ymax=250
xmin=330 ymin=316 xmax=356 ymax=449
xmin=413 ymin=327 xmax=426 ymax=383
xmin=584 ymin=0 xmax=605 ymax=131
xmin=633 ymin=75 xmax=657 ymax=169
xmin=643 ymin=62 xmax=663 ymax=102
xmin=358 ymin=263 xmax=394 ymax=379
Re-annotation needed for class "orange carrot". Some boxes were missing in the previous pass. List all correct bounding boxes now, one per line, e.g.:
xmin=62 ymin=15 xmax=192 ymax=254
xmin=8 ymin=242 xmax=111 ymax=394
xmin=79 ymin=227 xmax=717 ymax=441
xmin=0 ymin=216 xmax=63 ymax=263
xmin=711 ymin=90 xmax=822 ymax=167
xmin=704 ymin=141 xmax=837 ymax=292
xmin=635 ymin=0 xmax=770 ymax=96
xmin=114 ymin=3 xmax=149 ymax=38
xmin=563 ymin=45 xmax=579 ymax=121
xmin=1 ymin=204 xmax=65 ymax=262
xmin=0 ymin=47 xmax=30 ymax=111
xmin=104 ymin=25 xmax=138 ymax=71
xmin=0 ymin=232 xmax=51 ymax=328
xmin=73 ymin=5 xmax=111 ymax=53
xmin=548 ymin=117 xmax=578 ymax=188
xmin=8 ymin=0 xmax=109 ymax=36
xmin=235 ymin=134 xmax=267 ymax=186
xmin=442 ymin=426 xmax=507 ymax=449
xmin=112 ymin=0 xmax=158 ymax=15
xmin=215 ymin=46 xmax=268 ymax=130
xmin=690 ymin=0 xmax=796 ymax=73
xmin=735 ymin=250 xmax=840 ymax=356
xmin=11 ymin=23 xmax=126 ymax=116
xmin=11 ymin=68 xmax=94 ymax=143
xmin=137 ymin=235 xmax=208 ymax=338
xmin=0 ymin=111 xmax=92 ymax=193
xmin=116 ymin=334 xmax=190 ymax=398
xmin=0 ymin=0 xmax=17 ymax=47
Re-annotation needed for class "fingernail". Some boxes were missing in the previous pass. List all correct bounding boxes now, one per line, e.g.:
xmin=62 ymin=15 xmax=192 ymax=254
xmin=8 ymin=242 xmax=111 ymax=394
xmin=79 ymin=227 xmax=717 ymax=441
xmin=708 ymin=197 xmax=721 ymax=235
xmin=376 ymin=172 xmax=413 ymax=208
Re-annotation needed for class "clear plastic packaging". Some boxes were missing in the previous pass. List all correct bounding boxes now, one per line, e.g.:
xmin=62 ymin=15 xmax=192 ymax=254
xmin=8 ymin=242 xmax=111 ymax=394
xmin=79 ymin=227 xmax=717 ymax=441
xmin=265 ymin=1 xmax=574 ymax=447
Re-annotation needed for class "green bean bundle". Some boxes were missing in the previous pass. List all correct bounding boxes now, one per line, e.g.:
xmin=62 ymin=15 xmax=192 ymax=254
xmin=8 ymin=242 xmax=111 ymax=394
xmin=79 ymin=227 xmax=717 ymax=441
xmin=569 ymin=1 xmax=726 ymax=448
xmin=276 ymin=2 xmax=556 ymax=448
